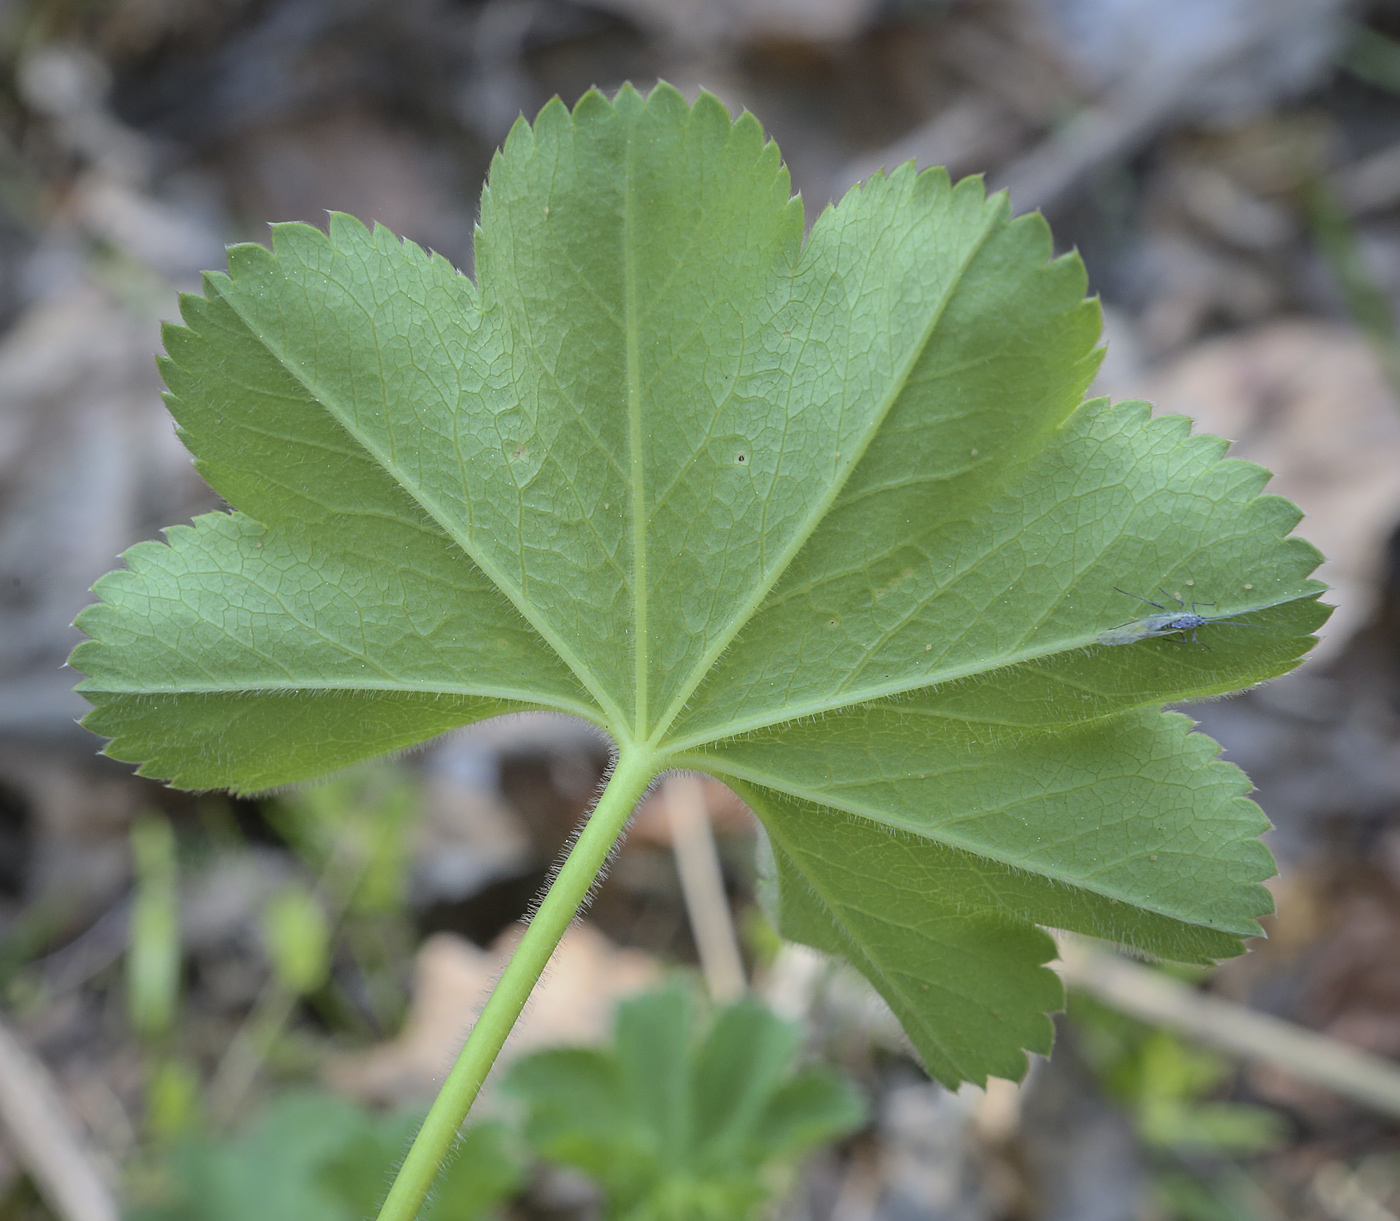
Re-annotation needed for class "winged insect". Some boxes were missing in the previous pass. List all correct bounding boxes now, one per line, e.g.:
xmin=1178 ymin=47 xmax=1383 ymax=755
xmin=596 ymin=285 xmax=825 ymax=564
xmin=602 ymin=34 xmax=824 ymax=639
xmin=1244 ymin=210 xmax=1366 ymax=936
xmin=1096 ymin=589 xmax=1266 ymax=648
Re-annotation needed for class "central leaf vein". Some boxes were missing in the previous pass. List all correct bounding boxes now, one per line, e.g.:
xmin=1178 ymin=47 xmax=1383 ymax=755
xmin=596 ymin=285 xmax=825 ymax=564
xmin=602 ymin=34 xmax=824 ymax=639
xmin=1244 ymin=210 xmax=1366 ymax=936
xmin=212 ymin=279 xmax=623 ymax=727
xmin=624 ymin=128 xmax=649 ymax=740
xmin=647 ymin=208 xmax=1003 ymax=745
xmin=684 ymin=754 xmax=1216 ymax=929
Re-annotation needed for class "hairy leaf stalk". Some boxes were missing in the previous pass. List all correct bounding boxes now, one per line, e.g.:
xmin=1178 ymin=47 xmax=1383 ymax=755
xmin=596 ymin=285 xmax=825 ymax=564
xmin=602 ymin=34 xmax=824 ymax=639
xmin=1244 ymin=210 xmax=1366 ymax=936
xmin=376 ymin=745 xmax=659 ymax=1221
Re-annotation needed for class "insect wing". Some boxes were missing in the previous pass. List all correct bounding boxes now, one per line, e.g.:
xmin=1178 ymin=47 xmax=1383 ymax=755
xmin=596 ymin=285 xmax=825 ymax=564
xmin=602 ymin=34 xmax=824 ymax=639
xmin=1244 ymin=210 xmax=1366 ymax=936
xmin=1096 ymin=613 xmax=1182 ymax=647
xmin=1096 ymin=620 xmax=1153 ymax=646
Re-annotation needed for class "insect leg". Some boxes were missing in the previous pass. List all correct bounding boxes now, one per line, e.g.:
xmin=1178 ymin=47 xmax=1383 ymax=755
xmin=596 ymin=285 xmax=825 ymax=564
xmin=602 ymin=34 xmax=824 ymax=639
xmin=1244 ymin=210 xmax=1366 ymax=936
xmin=1116 ymin=587 xmax=1166 ymax=611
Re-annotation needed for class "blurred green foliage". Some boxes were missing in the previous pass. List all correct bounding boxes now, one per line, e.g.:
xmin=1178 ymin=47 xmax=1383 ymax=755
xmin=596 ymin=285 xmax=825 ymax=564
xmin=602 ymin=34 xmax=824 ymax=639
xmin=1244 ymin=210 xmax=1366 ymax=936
xmin=1070 ymin=988 xmax=1289 ymax=1221
xmin=1341 ymin=25 xmax=1400 ymax=95
xmin=143 ymin=1060 xmax=203 ymax=1146
xmin=268 ymin=766 xmax=419 ymax=1035
xmin=269 ymin=767 xmax=417 ymax=916
xmin=504 ymin=984 xmax=866 ymax=1221
xmin=126 ymin=985 xmax=867 ymax=1221
xmin=113 ymin=768 xmax=865 ymax=1221
xmin=127 ymin=1092 xmax=524 ymax=1221
xmin=1071 ymin=990 xmax=1287 ymax=1157
xmin=127 ymin=813 xmax=181 ymax=1042
xmin=261 ymin=886 xmax=331 ymax=997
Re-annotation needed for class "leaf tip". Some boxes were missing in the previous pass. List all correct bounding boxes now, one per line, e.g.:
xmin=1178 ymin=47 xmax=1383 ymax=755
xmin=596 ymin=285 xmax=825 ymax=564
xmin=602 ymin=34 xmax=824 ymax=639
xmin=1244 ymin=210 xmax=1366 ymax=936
xmin=326 ymin=210 xmax=373 ymax=248
xmin=912 ymin=161 xmax=954 ymax=196
xmin=566 ymin=87 xmax=612 ymax=125
xmin=648 ymin=78 xmax=694 ymax=113
xmin=501 ymin=110 xmax=536 ymax=155
xmin=267 ymin=218 xmax=334 ymax=260
xmin=223 ymin=238 xmax=278 ymax=282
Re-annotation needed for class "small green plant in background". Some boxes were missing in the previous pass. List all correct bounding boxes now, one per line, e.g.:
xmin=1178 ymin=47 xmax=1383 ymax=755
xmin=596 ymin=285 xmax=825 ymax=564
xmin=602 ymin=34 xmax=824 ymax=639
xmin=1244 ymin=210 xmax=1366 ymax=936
xmin=126 ymin=987 xmax=859 ymax=1221
xmin=70 ymin=82 xmax=1327 ymax=1217
xmin=505 ymin=985 xmax=865 ymax=1221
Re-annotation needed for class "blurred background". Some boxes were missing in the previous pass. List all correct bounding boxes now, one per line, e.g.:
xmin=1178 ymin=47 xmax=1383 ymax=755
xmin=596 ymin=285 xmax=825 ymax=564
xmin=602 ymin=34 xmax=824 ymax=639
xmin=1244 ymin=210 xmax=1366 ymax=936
xmin=4 ymin=0 xmax=1400 ymax=1218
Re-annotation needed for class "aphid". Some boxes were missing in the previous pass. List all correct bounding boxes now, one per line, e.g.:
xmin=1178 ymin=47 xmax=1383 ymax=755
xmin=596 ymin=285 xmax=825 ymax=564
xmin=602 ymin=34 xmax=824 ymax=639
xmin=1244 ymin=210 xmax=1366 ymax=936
xmin=1095 ymin=589 xmax=1264 ymax=648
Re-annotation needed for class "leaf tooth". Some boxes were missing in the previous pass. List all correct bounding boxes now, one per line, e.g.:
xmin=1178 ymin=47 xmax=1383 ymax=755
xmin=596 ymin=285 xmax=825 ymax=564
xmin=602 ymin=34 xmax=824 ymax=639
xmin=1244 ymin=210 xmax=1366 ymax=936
xmin=534 ymin=91 xmax=580 ymax=142
xmin=222 ymin=238 xmax=280 ymax=286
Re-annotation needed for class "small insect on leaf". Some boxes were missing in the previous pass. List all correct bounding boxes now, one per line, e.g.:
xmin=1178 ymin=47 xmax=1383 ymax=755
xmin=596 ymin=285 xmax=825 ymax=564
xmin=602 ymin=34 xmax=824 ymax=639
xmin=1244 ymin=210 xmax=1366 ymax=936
xmin=1096 ymin=589 xmax=1267 ymax=648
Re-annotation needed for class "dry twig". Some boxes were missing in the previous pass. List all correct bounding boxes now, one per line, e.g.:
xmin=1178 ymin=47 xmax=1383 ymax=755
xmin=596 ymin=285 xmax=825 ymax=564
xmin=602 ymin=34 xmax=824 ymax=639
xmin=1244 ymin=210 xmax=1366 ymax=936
xmin=0 ymin=1014 xmax=118 ymax=1221
xmin=1057 ymin=937 xmax=1400 ymax=1120
xmin=666 ymin=773 xmax=746 ymax=1004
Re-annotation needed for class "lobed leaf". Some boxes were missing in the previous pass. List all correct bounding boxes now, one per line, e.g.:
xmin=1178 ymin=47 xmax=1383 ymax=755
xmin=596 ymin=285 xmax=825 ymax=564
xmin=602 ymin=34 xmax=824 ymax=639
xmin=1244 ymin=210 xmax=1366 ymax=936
xmin=72 ymin=83 xmax=1327 ymax=1085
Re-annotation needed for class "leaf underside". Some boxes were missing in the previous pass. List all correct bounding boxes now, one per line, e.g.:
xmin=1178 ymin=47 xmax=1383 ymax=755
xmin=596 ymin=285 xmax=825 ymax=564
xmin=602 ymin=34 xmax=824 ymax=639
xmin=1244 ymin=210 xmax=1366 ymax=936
xmin=72 ymin=83 xmax=1327 ymax=1086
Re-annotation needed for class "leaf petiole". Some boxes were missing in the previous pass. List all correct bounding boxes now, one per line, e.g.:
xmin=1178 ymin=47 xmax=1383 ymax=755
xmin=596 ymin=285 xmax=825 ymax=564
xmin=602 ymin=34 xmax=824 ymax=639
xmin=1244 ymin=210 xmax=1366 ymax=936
xmin=375 ymin=742 xmax=660 ymax=1221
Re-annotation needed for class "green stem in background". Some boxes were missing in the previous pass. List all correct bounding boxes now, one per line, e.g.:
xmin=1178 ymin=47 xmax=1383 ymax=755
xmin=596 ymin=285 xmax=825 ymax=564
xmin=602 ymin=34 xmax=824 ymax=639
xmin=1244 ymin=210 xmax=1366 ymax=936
xmin=375 ymin=744 xmax=660 ymax=1221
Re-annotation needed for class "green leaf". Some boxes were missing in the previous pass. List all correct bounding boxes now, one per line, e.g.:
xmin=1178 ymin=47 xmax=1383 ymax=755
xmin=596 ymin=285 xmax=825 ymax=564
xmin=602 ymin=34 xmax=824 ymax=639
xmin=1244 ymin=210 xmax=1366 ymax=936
xmin=754 ymin=1071 xmax=870 ymax=1163
xmin=74 ymin=82 xmax=1326 ymax=1086
xmin=690 ymin=997 xmax=803 ymax=1169
xmin=505 ymin=1046 xmax=655 ymax=1201
xmin=503 ymin=986 xmax=865 ymax=1220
